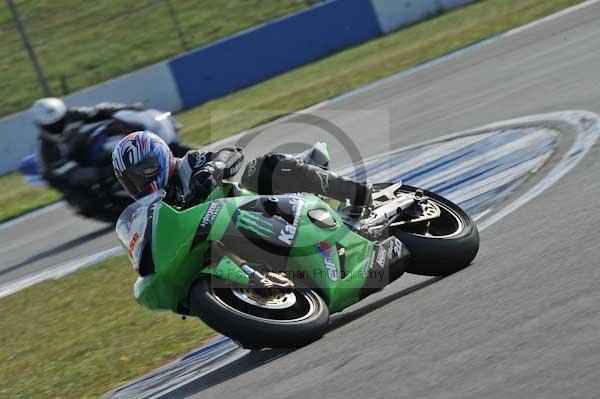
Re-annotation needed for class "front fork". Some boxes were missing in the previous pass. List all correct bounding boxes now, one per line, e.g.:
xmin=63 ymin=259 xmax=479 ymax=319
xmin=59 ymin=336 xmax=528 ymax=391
xmin=204 ymin=241 xmax=294 ymax=289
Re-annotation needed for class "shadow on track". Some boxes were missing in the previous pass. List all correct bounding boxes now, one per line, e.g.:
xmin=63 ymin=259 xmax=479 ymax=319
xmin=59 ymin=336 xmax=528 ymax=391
xmin=0 ymin=225 xmax=114 ymax=276
xmin=327 ymin=276 xmax=444 ymax=331
xmin=167 ymin=275 xmax=444 ymax=398
xmin=169 ymin=348 xmax=291 ymax=398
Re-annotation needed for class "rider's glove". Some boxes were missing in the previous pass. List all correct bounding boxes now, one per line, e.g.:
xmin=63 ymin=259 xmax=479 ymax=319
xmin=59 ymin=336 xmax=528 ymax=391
xmin=187 ymin=161 xmax=224 ymax=203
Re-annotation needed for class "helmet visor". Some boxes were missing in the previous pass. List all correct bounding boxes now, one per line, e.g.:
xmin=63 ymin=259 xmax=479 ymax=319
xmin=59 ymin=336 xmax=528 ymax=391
xmin=42 ymin=118 xmax=66 ymax=134
xmin=116 ymin=156 xmax=162 ymax=199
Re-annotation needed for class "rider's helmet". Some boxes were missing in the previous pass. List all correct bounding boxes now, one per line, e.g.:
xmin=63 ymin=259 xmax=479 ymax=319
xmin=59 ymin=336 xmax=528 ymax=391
xmin=31 ymin=97 xmax=68 ymax=134
xmin=112 ymin=131 xmax=176 ymax=200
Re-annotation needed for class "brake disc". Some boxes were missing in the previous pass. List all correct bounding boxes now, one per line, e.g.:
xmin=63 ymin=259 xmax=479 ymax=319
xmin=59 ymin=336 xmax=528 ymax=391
xmin=390 ymin=196 xmax=441 ymax=227
xmin=232 ymin=287 xmax=297 ymax=310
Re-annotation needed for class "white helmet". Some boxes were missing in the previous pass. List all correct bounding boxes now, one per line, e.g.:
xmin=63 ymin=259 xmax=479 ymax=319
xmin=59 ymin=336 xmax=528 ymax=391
xmin=31 ymin=97 xmax=67 ymax=127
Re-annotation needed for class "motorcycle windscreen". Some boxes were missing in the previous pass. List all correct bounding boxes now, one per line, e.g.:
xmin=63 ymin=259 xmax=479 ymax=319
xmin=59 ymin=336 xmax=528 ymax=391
xmin=116 ymin=190 xmax=165 ymax=271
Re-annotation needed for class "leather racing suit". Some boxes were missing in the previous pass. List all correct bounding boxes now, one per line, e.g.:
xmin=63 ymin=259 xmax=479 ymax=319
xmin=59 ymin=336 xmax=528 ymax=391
xmin=167 ymin=146 xmax=371 ymax=211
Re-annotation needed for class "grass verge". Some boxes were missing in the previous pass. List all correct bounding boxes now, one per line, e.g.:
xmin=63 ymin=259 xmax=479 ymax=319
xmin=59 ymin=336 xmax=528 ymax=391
xmin=0 ymin=173 xmax=61 ymax=222
xmin=0 ymin=1 xmax=591 ymax=395
xmin=0 ymin=256 xmax=213 ymax=399
xmin=0 ymin=0 xmax=309 ymax=116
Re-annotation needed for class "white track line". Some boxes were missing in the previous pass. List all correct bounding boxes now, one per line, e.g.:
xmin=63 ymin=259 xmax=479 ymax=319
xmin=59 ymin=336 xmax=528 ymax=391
xmin=447 ymin=154 xmax=552 ymax=204
xmin=0 ymin=201 xmax=65 ymax=231
xmin=364 ymin=134 xmax=492 ymax=182
xmin=412 ymin=129 xmax=557 ymax=188
xmin=478 ymin=111 xmax=600 ymax=230
xmin=0 ymin=246 xmax=123 ymax=298
xmin=503 ymin=0 xmax=600 ymax=38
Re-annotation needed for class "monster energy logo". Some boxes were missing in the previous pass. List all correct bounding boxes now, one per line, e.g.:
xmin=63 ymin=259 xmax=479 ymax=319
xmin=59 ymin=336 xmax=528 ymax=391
xmin=235 ymin=211 xmax=274 ymax=239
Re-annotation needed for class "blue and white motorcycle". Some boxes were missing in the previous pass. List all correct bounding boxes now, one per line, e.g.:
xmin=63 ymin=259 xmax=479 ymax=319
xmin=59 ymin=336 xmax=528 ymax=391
xmin=19 ymin=109 xmax=191 ymax=222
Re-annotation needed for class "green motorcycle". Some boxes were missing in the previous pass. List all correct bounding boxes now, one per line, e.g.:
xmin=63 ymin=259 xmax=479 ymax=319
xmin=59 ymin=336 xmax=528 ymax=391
xmin=117 ymin=176 xmax=479 ymax=348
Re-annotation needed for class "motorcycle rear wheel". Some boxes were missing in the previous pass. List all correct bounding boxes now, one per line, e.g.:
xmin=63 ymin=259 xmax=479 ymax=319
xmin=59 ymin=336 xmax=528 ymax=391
xmin=189 ymin=277 xmax=329 ymax=349
xmin=377 ymin=184 xmax=479 ymax=276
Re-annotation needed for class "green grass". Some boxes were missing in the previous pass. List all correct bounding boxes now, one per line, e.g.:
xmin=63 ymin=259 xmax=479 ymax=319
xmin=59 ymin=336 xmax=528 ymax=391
xmin=0 ymin=0 xmax=311 ymax=116
xmin=0 ymin=256 xmax=214 ymax=399
xmin=0 ymin=172 xmax=61 ymax=222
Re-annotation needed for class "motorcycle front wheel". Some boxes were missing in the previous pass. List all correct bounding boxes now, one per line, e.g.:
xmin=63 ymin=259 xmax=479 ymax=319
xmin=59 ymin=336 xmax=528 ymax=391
xmin=189 ymin=277 xmax=329 ymax=349
xmin=379 ymin=184 xmax=480 ymax=276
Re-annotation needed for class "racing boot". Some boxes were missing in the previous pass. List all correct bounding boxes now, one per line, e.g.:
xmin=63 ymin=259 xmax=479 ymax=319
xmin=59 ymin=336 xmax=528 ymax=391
xmin=348 ymin=181 xmax=373 ymax=218
xmin=293 ymin=142 xmax=330 ymax=169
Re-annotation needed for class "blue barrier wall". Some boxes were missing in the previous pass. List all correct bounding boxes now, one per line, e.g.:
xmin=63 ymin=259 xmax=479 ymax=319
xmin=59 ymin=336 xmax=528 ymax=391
xmin=169 ymin=0 xmax=381 ymax=108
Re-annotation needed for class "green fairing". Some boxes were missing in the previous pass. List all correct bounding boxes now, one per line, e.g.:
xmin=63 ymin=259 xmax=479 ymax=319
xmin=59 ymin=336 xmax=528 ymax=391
xmin=132 ymin=183 xmax=375 ymax=314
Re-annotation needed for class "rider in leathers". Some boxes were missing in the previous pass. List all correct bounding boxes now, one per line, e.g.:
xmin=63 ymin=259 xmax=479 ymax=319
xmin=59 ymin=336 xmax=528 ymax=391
xmin=31 ymin=97 xmax=144 ymax=192
xmin=112 ymin=131 xmax=372 ymax=213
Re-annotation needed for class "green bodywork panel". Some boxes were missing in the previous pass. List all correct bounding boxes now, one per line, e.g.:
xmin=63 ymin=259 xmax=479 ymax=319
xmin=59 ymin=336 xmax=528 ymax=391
xmin=132 ymin=183 xmax=377 ymax=314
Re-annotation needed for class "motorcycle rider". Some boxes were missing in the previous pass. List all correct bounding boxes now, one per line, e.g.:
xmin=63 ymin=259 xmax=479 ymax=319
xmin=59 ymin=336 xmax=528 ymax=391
xmin=31 ymin=97 xmax=145 ymax=197
xmin=111 ymin=131 xmax=372 ymax=214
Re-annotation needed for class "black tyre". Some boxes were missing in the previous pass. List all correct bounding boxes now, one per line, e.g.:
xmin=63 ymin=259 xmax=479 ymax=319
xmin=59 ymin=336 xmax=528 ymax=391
xmin=377 ymin=184 xmax=479 ymax=276
xmin=189 ymin=277 xmax=329 ymax=349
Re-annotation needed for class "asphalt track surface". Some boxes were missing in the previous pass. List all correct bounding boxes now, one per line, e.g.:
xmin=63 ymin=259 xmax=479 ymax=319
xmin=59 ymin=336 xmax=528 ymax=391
xmin=4 ymin=2 xmax=600 ymax=397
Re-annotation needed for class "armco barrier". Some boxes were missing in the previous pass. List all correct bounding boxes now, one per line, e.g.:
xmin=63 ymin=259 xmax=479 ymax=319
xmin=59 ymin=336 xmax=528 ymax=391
xmin=65 ymin=62 xmax=182 ymax=112
xmin=0 ymin=112 xmax=39 ymax=176
xmin=371 ymin=0 xmax=475 ymax=33
xmin=168 ymin=0 xmax=381 ymax=108
xmin=0 ymin=62 xmax=181 ymax=175
xmin=0 ymin=0 xmax=475 ymax=174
